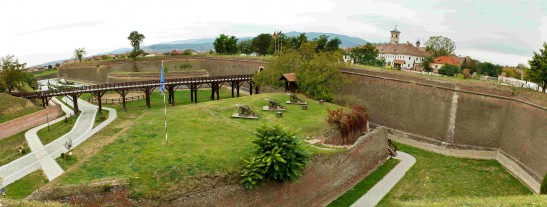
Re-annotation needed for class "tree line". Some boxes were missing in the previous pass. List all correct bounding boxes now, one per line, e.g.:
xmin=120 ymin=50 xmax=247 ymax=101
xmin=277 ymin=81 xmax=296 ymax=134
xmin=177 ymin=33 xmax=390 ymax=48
xmin=213 ymin=32 xmax=342 ymax=55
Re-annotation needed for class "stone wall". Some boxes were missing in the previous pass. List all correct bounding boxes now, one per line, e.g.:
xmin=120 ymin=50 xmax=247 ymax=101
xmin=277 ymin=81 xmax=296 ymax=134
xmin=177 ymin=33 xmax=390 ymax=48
xmin=0 ymin=103 xmax=63 ymax=139
xmin=339 ymin=68 xmax=547 ymax=193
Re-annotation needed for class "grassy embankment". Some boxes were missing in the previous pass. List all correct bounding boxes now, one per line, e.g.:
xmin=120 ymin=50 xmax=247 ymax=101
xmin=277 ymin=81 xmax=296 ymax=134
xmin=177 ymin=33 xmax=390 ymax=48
xmin=36 ymin=115 xmax=78 ymax=145
xmin=4 ymin=170 xmax=49 ymax=199
xmin=0 ymin=93 xmax=41 ymax=123
xmin=51 ymin=90 xmax=343 ymax=199
xmin=32 ymin=69 xmax=58 ymax=78
xmin=377 ymin=143 xmax=533 ymax=207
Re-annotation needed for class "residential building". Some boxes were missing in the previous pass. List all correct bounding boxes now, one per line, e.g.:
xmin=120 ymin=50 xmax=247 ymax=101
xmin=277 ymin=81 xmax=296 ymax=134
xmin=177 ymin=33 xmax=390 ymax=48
xmin=429 ymin=56 xmax=461 ymax=73
xmin=375 ymin=26 xmax=429 ymax=70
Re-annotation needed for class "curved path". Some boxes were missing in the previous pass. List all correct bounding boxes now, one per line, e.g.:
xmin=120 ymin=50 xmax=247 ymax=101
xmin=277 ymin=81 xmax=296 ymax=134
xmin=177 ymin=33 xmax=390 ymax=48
xmin=351 ymin=151 xmax=416 ymax=207
xmin=0 ymin=98 xmax=116 ymax=187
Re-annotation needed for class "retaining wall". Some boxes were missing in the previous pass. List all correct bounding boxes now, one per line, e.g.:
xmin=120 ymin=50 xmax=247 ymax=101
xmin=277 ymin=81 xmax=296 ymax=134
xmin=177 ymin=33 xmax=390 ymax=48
xmin=0 ymin=102 xmax=63 ymax=139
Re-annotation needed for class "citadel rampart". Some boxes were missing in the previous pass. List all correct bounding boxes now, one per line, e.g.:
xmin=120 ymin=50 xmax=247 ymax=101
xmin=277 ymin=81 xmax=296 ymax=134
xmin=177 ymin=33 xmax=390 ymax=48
xmin=59 ymin=56 xmax=546 ymax=192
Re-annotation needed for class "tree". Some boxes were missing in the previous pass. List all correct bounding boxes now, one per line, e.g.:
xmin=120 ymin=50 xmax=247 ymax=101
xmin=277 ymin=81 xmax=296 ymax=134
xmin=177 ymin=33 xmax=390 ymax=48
xmin=128 ymin=31 xmax=145 ymax=59
xmin=286 ymin=33 xmax=308 ymax=50
xmin=55 ymin=63 xmax=61 ymax=68
xmin=460 ymin=57 xmax=480 ymax=74
xmin=325 ymin=37 xmax=342 ymax=52
xmin=313 ymin=35 xmax=329 ymax=52
xmin=421 ymin=56 xmax=434 ymax=72
xmin=479 ymin=62 xmax=502 ymax=77
xmin=254 ymin=43 xmax=345 ymax=101
xmin=438 ymin=64 xmax=462 ymax=76
xmin=47 ymin=65 xmax=52 ymax=70
xmin=425 ymin=36 xmax=456 ymax=57
xmin=237 ymin=39 xmax=253 ymax=54
xmin=74 ymin=48 xmax=86 ymax=62
xmin=252 ymin=33 xmax=273 ymax=55
xmin=0 ymin=55 xmax=27 ymax=94
xmin=349 ymin=43 xmax=385 ymax=67
xmin=213 ymin=34 xmax=238 ymax=55
xmin=527 ymin=42 xmax=547 ymax=92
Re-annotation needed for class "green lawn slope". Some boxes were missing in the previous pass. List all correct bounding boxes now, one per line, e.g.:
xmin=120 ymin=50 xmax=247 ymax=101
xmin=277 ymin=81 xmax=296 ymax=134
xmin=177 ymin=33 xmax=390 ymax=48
xmin=0 ymin=93 xmax=41 ymax=123
xmin=400 ymin=195 xmax=547 ymax=207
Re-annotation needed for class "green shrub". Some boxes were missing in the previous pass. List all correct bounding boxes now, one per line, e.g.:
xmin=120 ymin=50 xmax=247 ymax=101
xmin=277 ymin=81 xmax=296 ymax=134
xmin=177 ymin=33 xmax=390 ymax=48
xmin=438 ymin=64 xmax=462 ymax=76
xmin=541 ymin=172 xmax=547 ymax=194
xmin=240 ymin=125 xmax=309 ymax=189
xmin=103 ymin=183 xmax=112 ymax=192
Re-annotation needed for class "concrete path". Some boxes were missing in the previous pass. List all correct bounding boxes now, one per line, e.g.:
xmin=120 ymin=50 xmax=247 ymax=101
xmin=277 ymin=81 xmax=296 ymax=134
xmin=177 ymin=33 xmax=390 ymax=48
xmin=351 ymin=151 xmax=416 ymax=207
xmin=0 ymin=97 xmax=117 ymax=187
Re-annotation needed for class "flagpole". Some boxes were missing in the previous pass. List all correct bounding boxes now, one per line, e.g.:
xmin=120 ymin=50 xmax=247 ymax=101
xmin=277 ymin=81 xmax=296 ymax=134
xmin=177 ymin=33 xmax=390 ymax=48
xmin=161 ymin=61 xmax=168 ymax=143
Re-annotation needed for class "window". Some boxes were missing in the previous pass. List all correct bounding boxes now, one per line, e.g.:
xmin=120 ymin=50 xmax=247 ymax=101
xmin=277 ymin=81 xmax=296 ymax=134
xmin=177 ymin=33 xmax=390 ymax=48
xmin=409 ymin=57 xmax=411 ymax=60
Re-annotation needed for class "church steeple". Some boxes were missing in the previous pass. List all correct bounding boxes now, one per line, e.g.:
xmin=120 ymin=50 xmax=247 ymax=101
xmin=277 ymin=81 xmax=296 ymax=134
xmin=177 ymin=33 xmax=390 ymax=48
xmin=390 ymin=25 xmax=400 ymax=44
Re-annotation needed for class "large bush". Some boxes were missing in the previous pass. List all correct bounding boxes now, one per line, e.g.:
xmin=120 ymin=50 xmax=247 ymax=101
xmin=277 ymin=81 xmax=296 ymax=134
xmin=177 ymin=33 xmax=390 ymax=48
xmin=326 ymin=105 xmax=369 ymax=145
xmin=240 ymin=125 xmax=309 ymax=189
xmin=541 ymin=172 xmax=547 ymax=194
xmin=438 ymin=64 xmax=462 ymax=76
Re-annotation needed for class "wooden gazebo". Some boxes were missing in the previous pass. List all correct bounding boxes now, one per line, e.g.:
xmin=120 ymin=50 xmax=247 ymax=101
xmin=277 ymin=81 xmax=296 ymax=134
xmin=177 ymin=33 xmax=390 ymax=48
xmin=280 ymin=73 xmax=297 ymax=92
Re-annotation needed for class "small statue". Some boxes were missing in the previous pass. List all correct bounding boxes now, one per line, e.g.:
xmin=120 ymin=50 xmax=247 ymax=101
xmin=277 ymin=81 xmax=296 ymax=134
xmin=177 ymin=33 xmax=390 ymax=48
xmin=237 ymin=104 xmax=258 ymax=117
xmin=289 ymin=93 xmax=304 ymax=103
xmin=267 ymin=99 xmax=286 ymax=110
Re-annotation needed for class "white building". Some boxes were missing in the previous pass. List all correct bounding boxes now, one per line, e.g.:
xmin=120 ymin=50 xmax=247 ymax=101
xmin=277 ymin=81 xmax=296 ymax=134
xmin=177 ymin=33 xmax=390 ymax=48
xmin=375 ymin=26 xmax=429 ymax=70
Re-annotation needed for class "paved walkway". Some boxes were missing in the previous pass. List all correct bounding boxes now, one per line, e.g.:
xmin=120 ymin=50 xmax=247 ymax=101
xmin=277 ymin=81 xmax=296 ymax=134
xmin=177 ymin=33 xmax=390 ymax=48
xmin=0 ymin=97 xmax=117 ymax=187
xmin=351 ymin=151 xmax=416 ymax=207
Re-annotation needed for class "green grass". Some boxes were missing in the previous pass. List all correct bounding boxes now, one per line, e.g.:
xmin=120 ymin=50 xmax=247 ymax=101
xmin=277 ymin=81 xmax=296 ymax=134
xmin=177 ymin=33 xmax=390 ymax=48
xmin=4 ymin=170 xmax=48 ymax=199
xmin=377 ymin=143 xmax=533 ymax=207
xmin=328 ymin=158 xmax=400 ymax=207
xmin=32 ymin=69 xmax=58 ymax=78
xmin=56 ymin=156 xmax=78 ymax=170
xmin=55 ymin=90 xmax=343 ymax=198
xmin=0 ymin=131 xmax=30 ymax=166
xmin=36 ymin=115 xmax=78 ymax=145
xmin=0 ymin=93 xmax=41 ymax=124
xmin=400 ymin=195 xmax=547 ymax=207
xmin=93 ymin=110 xmax=109 ymax=128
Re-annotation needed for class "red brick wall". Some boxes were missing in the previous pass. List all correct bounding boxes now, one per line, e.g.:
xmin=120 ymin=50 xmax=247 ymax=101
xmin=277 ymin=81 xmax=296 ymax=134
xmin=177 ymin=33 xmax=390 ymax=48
xmin=0 ymin=104 xmax=63 ymax=139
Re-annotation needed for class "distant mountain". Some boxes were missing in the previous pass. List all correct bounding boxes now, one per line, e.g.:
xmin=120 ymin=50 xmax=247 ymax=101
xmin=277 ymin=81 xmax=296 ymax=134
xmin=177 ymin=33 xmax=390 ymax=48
xmin=38 ymin=32 xmax=366 ymax=66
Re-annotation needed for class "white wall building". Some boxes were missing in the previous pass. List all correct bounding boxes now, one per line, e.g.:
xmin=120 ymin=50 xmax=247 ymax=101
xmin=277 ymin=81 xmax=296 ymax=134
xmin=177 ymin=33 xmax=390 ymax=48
xmin=375 ymin=26 xmax=428 ymax=70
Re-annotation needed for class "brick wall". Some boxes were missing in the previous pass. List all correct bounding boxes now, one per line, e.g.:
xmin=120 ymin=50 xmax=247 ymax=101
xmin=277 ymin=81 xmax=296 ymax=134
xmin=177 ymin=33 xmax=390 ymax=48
xmin=0 ymin=103 xmax=63 ymax=139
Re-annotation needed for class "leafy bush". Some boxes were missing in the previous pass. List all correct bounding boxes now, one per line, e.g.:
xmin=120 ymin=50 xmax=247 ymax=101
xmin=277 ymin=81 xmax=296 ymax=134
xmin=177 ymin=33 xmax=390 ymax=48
xmin=326 ymin=105 xmax=369 ymax=145
xmin=541 ymin=172 xmax=547 ymax=194
xmin=438 ymin=64 xmax=462 ymax=76
xmin=240 ymin=125 xmax=309 ymax=189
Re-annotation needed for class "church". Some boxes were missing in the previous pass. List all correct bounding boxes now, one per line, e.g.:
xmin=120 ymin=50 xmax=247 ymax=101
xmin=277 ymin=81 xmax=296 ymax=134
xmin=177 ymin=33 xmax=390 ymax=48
xmin=375 ymin=26 xmax=429 ymax=70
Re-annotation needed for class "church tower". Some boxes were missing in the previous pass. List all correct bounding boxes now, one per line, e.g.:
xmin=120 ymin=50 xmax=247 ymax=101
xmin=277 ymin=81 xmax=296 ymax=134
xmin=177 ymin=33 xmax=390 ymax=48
xmin=390 ymin=25 xmax=400 ymax=44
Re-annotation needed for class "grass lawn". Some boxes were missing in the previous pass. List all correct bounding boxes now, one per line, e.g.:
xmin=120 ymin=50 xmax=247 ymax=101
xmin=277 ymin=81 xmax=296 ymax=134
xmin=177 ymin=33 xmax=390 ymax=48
xmin=32 ymin=69 xmax=58 ymax=78
xmin=0 ymin=131 xmax=30 ymax=166
xmin=54 ymin=89 xmax=343 ymax=198
xmin=0 ymin=93 xmax=41 ymax=124
xmin=400 ymin=195 xmax=547 ymax=207
xmin=327 ymin=158 xmax=400 ymax=207
xmin=4 ymin=170 xmax=48 ymax=199
xmin=377 ymin=143 xmax=533 ymax=207
xmin=36 ymin=115 xmax=78 ymax=145
xmin=93 ymin=110 xmax=109 ymax=128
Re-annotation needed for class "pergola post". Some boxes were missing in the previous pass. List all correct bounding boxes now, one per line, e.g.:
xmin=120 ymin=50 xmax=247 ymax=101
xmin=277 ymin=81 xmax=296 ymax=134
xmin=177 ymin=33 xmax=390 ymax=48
xmin=115 ymin=89 xmax=130 ymax=112
xmin=91 ymin=91 xmax=107 ymax=113
xmin=194 ymin=85 xmax=198 ymax=103
xmin=71 ymin=94 xmax=80 ymax=115
xmin=249 ymin=82 xmax=254 ymax=95
xmin=215 ymin=83 xmax=220 ymax=100
xmin=236 ymin=82 xmax=240 ymax=97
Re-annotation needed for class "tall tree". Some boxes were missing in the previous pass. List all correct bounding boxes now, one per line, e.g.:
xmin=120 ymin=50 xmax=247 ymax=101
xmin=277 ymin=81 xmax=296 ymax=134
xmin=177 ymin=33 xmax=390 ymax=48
xmin=0 ymin=55 xmax=27 ymax=94
xmin=425 ymin=36 xmax=456 ymax=57
xmin=237 ymin=39 xmax=253 ymax=54
xmin=213 ymin=34 xmax=238 ymax=54
xmin=313 ymin=35 xmax=329 ymax=52
xmin=74 ymin=48 xmax=86 ymax=62
xmin=527 ymin=42 xmax=547 ymax=92
xmin=325 ymin=37 xmax=342 ymax=52
xmin=252 ymin=33 xmax=273 ymax=55
xmin=287 ymin=33 xmax=308 ymax=50
xmin=349 ymin=43 xmax=385 ymax=67
xmin=128 ymin=31 xmax=145 ymax=59
xmin=421 ymin=56 xmax=435 ymax=72
xmin=254 ymin=43 xmax=345 ymax=101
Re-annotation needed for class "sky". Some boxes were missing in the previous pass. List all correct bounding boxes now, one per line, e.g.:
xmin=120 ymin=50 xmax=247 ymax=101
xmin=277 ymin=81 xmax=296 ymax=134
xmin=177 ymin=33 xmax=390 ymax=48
xmin=1 ymin=0 xmax=546 ymax=66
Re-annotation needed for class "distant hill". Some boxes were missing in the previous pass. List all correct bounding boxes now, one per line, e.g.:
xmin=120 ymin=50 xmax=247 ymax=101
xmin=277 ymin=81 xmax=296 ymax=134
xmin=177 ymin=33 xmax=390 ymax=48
xmin=38 ymin=31 xmax=366 ymax=66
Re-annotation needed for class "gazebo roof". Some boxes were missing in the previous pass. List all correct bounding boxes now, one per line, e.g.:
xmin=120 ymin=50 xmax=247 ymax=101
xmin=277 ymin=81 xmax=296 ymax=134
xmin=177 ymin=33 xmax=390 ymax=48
xmin=280 ymin=73 xmax=297 ymax=82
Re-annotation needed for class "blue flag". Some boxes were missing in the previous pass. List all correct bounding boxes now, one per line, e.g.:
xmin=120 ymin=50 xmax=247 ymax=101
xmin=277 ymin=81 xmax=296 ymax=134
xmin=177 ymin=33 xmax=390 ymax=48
xmin=160 ymin=61 xmax=165 ymax=94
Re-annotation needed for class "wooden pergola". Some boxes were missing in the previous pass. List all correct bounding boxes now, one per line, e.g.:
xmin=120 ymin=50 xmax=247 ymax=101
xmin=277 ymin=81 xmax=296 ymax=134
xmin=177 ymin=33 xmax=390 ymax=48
xmin=280 ymin=73 xmax=297 ymax=93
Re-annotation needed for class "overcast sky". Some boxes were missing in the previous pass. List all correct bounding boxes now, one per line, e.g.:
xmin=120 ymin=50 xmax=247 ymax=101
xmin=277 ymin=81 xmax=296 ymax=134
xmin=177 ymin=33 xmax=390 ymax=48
xmin=1 ymin=0 xmax=546 ymax=66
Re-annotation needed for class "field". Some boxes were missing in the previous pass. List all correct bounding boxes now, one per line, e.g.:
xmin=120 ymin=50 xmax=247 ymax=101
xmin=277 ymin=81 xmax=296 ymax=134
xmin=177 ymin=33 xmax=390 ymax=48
xmin=52 ymin=89 xmax=342 ymax=198
xmin=377 ymin=143 xmax=532 ymax=206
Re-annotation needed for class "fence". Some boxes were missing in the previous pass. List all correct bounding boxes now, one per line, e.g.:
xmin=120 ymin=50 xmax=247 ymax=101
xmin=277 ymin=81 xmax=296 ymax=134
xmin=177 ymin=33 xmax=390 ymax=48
xmin=88 ymin=94 xmax=145 ymax=104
